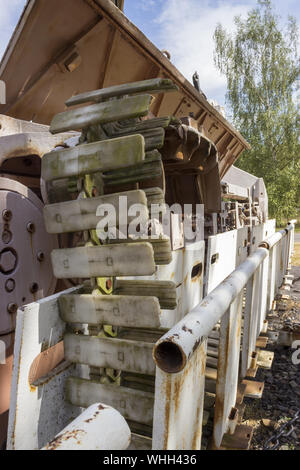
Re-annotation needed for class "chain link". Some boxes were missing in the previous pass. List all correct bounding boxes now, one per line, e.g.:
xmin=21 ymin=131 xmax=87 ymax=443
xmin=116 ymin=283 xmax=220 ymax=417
xmin=263 ymin=409 xmax=300 ymax=450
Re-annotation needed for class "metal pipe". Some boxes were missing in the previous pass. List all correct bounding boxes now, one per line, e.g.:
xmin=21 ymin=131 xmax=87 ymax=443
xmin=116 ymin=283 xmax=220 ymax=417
xmin=259 ymin=224 xmax=293 ymax=250
xmin=42 ymin=403 xmax=131 ymax=450
xmin=153 ymin=247 xmax=268 ymax=374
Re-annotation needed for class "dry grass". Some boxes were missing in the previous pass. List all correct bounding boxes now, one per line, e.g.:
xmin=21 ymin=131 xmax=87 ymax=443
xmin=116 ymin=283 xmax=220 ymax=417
xmin=292 ymin=242 xmax=300 ymax=266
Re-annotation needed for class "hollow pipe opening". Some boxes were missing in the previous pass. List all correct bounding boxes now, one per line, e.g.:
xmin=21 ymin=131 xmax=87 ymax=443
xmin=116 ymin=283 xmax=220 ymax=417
xmin=154 ymin=340 xmax=186 ymax=374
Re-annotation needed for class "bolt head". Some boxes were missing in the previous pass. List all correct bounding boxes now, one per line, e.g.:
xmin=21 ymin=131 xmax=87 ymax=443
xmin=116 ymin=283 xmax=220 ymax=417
xmin=30 ymin=282 xmax=39 ymax=294
xmin=5 ymin=278 xmax=15 ymax=293
xmin=0 ymin=249 xmax=17 ymax=274
xmin=37 ymin=252 xmax=45 ymax=262
xmin=27 ymin=222 xmax=35 ymax=233
xmin=7 ymin=303 xmax=18 ymax=314
xmin=2 ymin=229 xmax=12 ymax=244
xmin=2 ymin=209 xmax=12 ymax=221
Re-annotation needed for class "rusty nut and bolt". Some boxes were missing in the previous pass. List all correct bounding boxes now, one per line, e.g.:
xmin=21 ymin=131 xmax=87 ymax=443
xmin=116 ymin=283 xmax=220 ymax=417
xmin=37 ymin=251 xmax=45 ymax=262
xmin=7 ymin=303 xmax=18 ymax=314
xmin=30 ymin=282 xmax=39 ymax=294
xmin=27 ymin=222 xmax=35 ymax=233
xmin=2 ymin=209 xmax=12 ymax=221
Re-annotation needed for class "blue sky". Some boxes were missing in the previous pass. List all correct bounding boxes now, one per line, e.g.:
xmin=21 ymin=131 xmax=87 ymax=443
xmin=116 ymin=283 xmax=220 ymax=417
xmin=0 ymin=0 xmax=299 ymax=108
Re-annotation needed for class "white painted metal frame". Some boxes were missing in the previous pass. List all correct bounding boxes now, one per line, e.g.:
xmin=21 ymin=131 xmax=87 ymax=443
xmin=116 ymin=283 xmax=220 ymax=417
xmin=153 ymin=222 xmax=294 ymax=449
xmin=7 ymin=287 xmax=83 ymax=450
xmin=7 ymin=222 xmax=293 ymax=450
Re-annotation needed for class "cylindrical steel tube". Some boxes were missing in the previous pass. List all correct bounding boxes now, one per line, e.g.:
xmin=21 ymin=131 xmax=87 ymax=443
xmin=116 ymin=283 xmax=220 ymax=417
xmin=259 ymin=224 xmax=293 ymax=250
xmin=42 ymin=403 xmax=131 ymax=450
xmin=153 ymin=247 xmax=269 ymax=374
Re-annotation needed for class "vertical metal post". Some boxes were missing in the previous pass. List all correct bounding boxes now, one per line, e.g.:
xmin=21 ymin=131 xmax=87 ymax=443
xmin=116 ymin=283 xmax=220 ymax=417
xmin=152 ymin=341 xmax=207 ymax=450
xmin=213 ymin=292 xmax=243 ymax=448
xmin=267 ymin=245 xmax=276 ymax=311
xmin=256 ymin=255 xmax=269 ymax=337
xmin=241 ymin=273 xmax=257 ymax=377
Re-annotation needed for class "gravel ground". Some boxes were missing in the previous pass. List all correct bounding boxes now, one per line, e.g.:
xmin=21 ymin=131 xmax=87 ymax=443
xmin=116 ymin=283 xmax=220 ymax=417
xmin=242 ymin=261 xmax=300 ymax=450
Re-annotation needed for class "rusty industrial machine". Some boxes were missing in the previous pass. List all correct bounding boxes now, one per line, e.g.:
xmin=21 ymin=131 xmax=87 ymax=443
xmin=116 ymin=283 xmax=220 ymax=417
xmin=0 ymin=0 xmax=271 ymax=450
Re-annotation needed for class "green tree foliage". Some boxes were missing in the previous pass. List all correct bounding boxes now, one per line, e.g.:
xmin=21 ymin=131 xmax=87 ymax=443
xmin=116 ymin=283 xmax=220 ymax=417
xmin=214 ymin=0 xmax=300 ymax=222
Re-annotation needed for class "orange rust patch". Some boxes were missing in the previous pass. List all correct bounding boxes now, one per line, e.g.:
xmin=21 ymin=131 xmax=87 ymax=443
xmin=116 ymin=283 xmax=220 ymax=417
xmin=44 ymin=429 xmax=85 ymax=450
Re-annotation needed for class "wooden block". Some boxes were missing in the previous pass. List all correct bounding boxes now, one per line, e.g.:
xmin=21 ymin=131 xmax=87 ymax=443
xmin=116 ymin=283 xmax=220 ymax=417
xmin=103 ymin=150 xmax=162 ymax=187
xmin=219 ymin=425 xmax=253 ymax=450
xmin=257 ymin=350 xmax=274 ymax=369
xmin=242 ymin=380 xmax=264 ymax=399
xmin=66 ymin=377 xmax=154 ymax=426
xmin=44 ymin=189 xmax=148 ymax=234
xmin=59 ymin=294 xmax=162 ymax=329
xmin=51 ymin=242 xmax=156 ymax=278
xmin=256 ymin=336 xmax=268 ymax=349
xmin=42 ymin=134 xmax=145 ymax=182
xmin=65 ymin=78 xmax=177 ymax=107
xmin=50 ymin=94 xmax=152 ymax=134
xmin=114 ymin=279 xmax=177 ymax=310
xmin=246 ymin=366 xmax=258 ymax=378
xmin=64 ymin=333 xmax=155 ymax=375
xmin=109 ymin=237 xmax=172 ymax=265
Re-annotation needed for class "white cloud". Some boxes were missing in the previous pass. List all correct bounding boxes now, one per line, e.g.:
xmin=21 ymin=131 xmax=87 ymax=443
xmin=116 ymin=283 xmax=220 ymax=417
xmin=0 ymin=0 xmax=27 ymax=61
xmin=154 ymin=0 xmax=255 ymax=105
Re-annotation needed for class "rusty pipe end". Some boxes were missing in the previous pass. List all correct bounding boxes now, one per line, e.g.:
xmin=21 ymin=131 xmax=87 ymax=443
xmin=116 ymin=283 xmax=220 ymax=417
xmin=259 ymin=241 xmax=270 ymax=250
xmin=153 ymin=340 xmax=186 ymax=374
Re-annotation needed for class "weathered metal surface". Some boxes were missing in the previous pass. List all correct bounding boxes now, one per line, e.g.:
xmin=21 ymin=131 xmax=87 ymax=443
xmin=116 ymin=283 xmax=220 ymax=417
xmin=241 ymin=273 xmax=259 ymax=378
xmin=121 ymin=240 xmax=205 ymax=328
xmin=257 ymin=350 xmax=274 ymax=369
xmin=59 ymin=294 xmax=162 ymax=329
xmin=153 ymin=248 xmax=269 ymax=373
xmin=152 ymin=341 xmax=207 ymax=450
xmin=204 ymin=227 xmax=248 ymax=295
xmin=108 ymin=237 xmax=172 ymax=266
xmin=50 ymin=94 xmax=152 ymax=134
xmin=42 ymin=403 xmax=131 ymax=450
xmin=0 ymin=114 xmax=49 ymax=136
xmin=219 ymin=425 xmax=253 ymax=450
xmin=66 ymin=377 xmax=154 ymax=426
xmin=242 ymin=380 xmax=264 ymax=399
xmin=7 ymin=287 xmax=82 ymax=450
xmin=66 ymin=78 xmax=178 ymax=106
xmin=51 ymin=242 xmax=156 ymax=278
xmin=44 ymin=189 xmax=148 ymax=234
xmin=7 ymin=215 xmax=295 ymax=450
xmin=0 ymin=131 xmax=75 ymax=165
xmin=0 ymin=177 xmax=57 ymax=335
xmin=64 ymin=333 xmax=155 ymax=375
xmin=213 ymin=293 xmax=243 ymax=448
xmin=153 ymin=223 xmax=294 ymax=449
xmin=114 ymin=280 xmax=177 ymax=310
xmin=41 ymin=134 xmax=145 ymax=182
